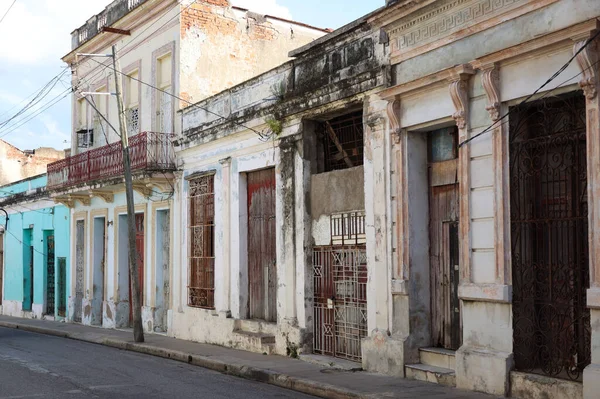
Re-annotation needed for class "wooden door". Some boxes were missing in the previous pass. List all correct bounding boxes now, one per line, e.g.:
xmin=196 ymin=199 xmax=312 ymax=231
xmin=129 ymin=214 xmax=144 ymax=324
xmin=247 ymin=168 xmax=277 ymax=322
xmin=428 ymin=126 xmax=461 ymax=350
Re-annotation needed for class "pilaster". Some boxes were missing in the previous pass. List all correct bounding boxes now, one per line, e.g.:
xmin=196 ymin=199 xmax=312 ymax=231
xmin=573 ymin=30 xmax=600 ymax=399
xmin=219 ymin=157 xmax=232 ymax=316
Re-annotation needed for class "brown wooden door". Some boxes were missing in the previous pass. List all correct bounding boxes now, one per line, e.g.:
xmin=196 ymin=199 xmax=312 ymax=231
xmin=247 ymin=168 xmax=277 ymax=322
xmin=428 ymin=126 xmax=461 ymax=350
xmin=430 ymin=184 xmax=460 ymax=349
xmin=129 ymin=213 xmax=144 ymax=324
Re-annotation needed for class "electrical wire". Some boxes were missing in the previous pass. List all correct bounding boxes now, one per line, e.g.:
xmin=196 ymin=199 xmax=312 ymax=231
xmin=459 ymin=29 xmax=600 ymax=148
xmin=0 ymin=0 xmax=17 ymax=26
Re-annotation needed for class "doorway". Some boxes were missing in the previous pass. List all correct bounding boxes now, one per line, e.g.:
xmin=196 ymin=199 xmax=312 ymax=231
xmin=129 ymin=213 xmax=144 ymax=326
xmin=45 ymin=233 xmax=55 ymax=316
xmin=428 ymin=126 xmax=461 ymax=350
xmin=510 ymin=93 xmax=590 ymax=380
xmin=22 ymin=229 xmax=33 ymax=312
xmin=74 ymin=220 xmax=85 ymax=322
xmin=155 ymin=210 xmax=170 ymax=332
xmin=92 ymin=218 xmax=105 ymax=326
xmin=247 ymin=168 xmax=277 ymax=322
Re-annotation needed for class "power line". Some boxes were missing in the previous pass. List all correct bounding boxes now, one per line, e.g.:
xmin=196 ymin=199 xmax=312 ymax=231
xmin=459 ymin=29 xmax=600 ymax=148
xmin=88 ymin=57 xmax=272 ymax=141
xmin=0 ymin=0 xmax=16 ymax=26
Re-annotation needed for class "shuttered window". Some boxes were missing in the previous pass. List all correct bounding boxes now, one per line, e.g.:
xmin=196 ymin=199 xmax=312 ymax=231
xmin=188 ymin=174 xmax=215 ymax=309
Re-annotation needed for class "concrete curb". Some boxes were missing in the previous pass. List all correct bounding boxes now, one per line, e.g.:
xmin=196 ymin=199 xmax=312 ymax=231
xmin=0 ymin=321 xmax=366 ymax=399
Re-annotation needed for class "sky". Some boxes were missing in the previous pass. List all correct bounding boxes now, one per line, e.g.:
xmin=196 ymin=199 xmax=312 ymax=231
xmin=0 ymin=0 xmax=383 ymax=151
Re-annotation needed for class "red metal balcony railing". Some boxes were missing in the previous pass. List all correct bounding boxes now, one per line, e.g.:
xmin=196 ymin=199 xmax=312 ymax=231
xmin=47 ymin=131 xmax=175 ymax=190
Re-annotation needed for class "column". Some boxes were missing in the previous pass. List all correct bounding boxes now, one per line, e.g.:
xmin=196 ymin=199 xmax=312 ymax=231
xmin=455 ymin=63 xmax=513 ymax=396
xmin=574 ymin=33 xmax=600 ymax=399
xmin=219 ymin=157 xmax=232 ymax=317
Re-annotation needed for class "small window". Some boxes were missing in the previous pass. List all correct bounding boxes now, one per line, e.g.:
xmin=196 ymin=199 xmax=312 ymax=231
xmin=76 ymin=129 xmax=93 ymax=148
xmin=317 ymin=110 xmax=364 ymax=173
xmin=429 ymin=126 xmax=458 ymax=162
xmin=188 ymin=174 xmax=215 ymax=309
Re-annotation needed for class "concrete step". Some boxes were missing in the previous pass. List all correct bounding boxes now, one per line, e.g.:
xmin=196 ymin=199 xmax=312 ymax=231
xmin=233 ymin=319 xmax=277 ymax=335
xmin=419 ymin=347 xmax=456 ymax=370
xmin=232 ymin=329 xmax=277 ymax=355
xmin=405 ymin=363 xmax=456 ymax=387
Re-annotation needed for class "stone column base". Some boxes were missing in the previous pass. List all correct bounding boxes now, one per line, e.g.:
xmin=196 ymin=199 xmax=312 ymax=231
xmin=361 ymin=329 xmax=413 ymax=377
xmin=455 ymin=346 xmax=513 ymax=396
xmin=114 ymin=300 xmax=130 ymax=328
xmin=102 ymin=300 xmax=116 ymax=328
xmin=584 ymin=364 xmax=600 ymax=399
xmin=67 ymin=296 xmax=75 ymax=322
xmin=81 ymin=298 xmax=92 ymax=325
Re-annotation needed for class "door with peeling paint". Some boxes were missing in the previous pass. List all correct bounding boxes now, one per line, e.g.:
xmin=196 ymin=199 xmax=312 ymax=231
xmin=247 ymin=168 xmax=277 ymax=322
xmin=129 ymin=213 xmax=144 ymax=325
xmin=74 ymin=221 xmax=84 ymax=322
xmin=428 ymin=127 xmax=461 ymax=350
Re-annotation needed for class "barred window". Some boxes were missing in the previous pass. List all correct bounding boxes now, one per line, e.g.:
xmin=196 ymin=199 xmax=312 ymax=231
xmin=188 ymin=174 xmax=215 ymax=309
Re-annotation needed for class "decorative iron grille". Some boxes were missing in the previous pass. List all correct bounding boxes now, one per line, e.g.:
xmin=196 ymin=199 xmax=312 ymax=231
xmin=330 ymin=212 xmax=366 ymax=245
xmin=313 ymin=245 xmax=367 ymax=362
xmin=188 ymin=174 xmax=215 ymax=309
xmin=510 ymin=92 xmax=590 ymax=381
xmin=74 ymin=220 xmax=85 ymax=323
xmin=76 ymin=129 xmax=93 ymax=148
xmin=127 ymin=107 xmax=139 ymax=136
xmin=57 ymin=257 xmax=67 ymax=317
xmin=46 ymin=235 xmax=55 ymax=316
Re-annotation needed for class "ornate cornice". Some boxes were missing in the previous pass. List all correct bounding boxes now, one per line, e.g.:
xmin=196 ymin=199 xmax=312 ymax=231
xmin=481 ymin=64 xmax=501 ymax=121
xmin=574 ymin=38 xmax=598 ymax=100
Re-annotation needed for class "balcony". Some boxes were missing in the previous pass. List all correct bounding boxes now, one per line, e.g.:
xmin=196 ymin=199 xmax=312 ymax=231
xmin=47 ymin=131 xmax=175 ymax=191
xmin=70 ymin=0 xmax=149 ymax=50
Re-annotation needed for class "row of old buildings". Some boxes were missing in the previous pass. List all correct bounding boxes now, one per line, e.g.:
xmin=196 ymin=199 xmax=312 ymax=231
xmin=1 ymin=0 xmax=599 ymax=398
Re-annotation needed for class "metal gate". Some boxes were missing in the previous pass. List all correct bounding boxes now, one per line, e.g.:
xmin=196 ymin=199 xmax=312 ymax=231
xmin=510 ymin=93 xmax=590 ymax=380
xmin=74 ymin=220 xmax=84 ymax=323
xmin=313 ymin=245 xmax=367 ymax=362
xmin=57 ymin=257 xmax=66 ymax=317
xmin=46 ymin=235 xmax=55 ymax=315
xmin=247 ymin=168 xmax=277 ymax=322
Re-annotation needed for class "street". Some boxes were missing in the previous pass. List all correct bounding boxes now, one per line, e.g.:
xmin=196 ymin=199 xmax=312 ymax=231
xmin=0 ymin=327 xmax=317 ymax=399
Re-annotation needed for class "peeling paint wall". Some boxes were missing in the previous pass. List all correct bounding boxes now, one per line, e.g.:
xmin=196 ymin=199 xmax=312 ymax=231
xmin=179 ymin=0 xmax=326 ymax=105
xmin=0 ymin=141 xmax=64 ymax=186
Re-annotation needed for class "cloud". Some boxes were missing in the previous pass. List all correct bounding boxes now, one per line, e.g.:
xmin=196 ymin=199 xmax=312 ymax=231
xmin=231 ymin=0 xmax=292 ymax=19
xmin=0 ymin=0 xmax=111 ymax=65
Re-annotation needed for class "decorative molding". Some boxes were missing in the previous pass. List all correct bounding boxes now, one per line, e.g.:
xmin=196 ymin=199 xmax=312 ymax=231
xmin=54 ymin=197 xmax=75 ymax=208
xmin=573 ymin=38 xmax=598 ymax=100
xmin=388 ymin=0 xmax=526 ymax=53
xmin=90 ymin=190 xmax=114 ymax=203
xmin=481 ymin=64 xmax=501 ymax=121
xmin=132 ymin=182 xmax=153 ymax=198
xmin=449 ymin=79 xmax=469 ymax=130
xmin=70 ymin=195 xmax=91 ymax=206
xmin=387 ymin=99 xmax=402 ymax=144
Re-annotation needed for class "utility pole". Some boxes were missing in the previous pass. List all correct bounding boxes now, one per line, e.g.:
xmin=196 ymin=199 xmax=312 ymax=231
xmin=112 ymin=44 xmax=144 ymax=343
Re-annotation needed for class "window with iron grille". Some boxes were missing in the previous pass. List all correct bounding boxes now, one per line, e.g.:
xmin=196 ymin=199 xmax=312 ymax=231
xmin=76 ymin=129 xmax=93 ymax=148
xmin=318 ymin=110 xmax=364 ymax=173
xmin=127 ymin=107 xmax=139 ymax=136
xmin=188 ymin=174 xmax=215 ymax=309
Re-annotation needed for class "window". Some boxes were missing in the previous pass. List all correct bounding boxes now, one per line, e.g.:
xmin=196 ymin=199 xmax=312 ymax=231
xmin=156 ymin=53 xmax=173 ymax=133
xmin=77 ymin=98 xmax=93 ymax=148
xmin=188 ymin=174 xmax=215 ymax=309
xmin=126 ymin=70 xmax=140 ymax=136
xmin=428 ymin=126 xmax=457 ymax=162
xmin=317 ymin=110 xmax=364 ymax=173
xmin=93 ymin=86 xmax=108 ymax=146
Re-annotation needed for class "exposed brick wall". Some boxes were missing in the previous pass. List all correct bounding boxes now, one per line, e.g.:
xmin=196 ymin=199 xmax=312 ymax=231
xmin=0 ymin=141 xmax=65 ymax=186
xmin=179 ymin=0 xmax=325 ymax=106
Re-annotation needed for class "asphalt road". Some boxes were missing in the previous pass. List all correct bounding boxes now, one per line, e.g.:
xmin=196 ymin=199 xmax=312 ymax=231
xmin=0 ymin=327 xmax=318 ymax=399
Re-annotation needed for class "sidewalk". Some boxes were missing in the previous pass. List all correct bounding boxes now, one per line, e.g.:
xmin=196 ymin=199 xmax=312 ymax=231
xmin=0 ymin=315 xmax=497 ymax=399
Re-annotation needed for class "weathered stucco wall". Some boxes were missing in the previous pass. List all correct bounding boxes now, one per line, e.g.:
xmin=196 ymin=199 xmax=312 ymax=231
xmin=0 ymin=141 xmax=64 ymax=186
xmin=310 ymin=166 xmax=364 ymax=219
xmin=179 ymin=0 xmax=326 ymax=105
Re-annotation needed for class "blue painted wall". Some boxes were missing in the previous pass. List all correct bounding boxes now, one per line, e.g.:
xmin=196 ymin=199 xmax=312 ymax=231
xmin=1 ymin=175 xmax=70 ymax=317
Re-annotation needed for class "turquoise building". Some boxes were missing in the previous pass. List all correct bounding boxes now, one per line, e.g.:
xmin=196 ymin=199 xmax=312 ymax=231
xmin=0 ymin=174 xmax=70 ymax=319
